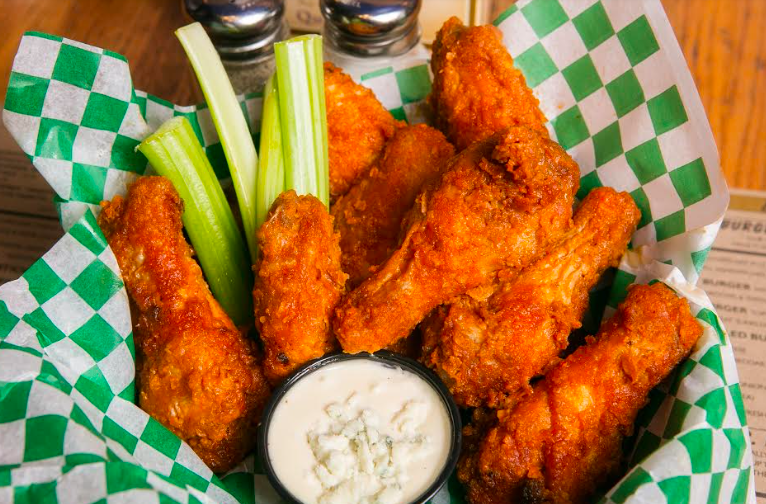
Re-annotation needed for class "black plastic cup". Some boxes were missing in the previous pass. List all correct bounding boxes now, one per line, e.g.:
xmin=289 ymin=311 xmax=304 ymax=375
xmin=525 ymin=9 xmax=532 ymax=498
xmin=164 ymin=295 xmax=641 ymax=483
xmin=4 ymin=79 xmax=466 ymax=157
xmin=257 ymin=351 xmax=462 ymax=504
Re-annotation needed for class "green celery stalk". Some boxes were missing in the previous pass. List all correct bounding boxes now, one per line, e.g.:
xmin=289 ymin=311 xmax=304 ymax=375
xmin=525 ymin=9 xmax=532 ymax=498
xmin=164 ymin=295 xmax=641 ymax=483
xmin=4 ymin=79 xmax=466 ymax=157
xmin=256 ymin=74 xmax=286 ymax=229
xmin=138 ymin=116 xmax=253 ymax=326
xmin=274 ymin=35 xmax=329 ymax=207
xmin=176 ymin=22 xmax=259 ymax=263
xmin=309 ymin=36 xmax=329 ymax=205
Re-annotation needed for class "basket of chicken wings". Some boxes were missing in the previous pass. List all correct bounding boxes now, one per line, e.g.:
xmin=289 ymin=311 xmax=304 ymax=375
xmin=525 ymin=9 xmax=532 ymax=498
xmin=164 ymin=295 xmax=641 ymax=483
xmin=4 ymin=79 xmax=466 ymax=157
xmin=0 ymin=2 xmax=752 ymax=504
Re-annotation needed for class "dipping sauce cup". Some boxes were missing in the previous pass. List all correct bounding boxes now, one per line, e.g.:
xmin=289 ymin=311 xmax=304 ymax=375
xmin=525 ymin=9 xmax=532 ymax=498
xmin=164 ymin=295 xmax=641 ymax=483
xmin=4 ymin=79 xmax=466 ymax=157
xmin=258 ymin=351 xmax=462 ymax=504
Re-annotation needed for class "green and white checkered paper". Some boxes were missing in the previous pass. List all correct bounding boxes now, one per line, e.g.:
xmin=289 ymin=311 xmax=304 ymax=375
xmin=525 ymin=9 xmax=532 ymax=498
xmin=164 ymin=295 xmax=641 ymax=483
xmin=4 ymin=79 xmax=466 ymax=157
xmin=0 ymin=0 xmax=754 ymax=502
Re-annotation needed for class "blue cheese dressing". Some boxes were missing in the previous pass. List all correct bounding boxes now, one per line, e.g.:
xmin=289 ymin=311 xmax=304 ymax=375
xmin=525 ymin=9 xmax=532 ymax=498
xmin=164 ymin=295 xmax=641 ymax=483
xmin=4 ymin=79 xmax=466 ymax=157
xmin=267 ymin=359 xmax=452 ymax=504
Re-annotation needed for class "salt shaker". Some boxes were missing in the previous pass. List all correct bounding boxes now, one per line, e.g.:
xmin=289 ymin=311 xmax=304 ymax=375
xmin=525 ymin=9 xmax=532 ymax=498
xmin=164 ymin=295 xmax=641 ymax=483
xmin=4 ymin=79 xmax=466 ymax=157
xmin=183 ymin=0 xmax=289 ymax=94
xmin=320 ymin=0 xmax=428 ymax=80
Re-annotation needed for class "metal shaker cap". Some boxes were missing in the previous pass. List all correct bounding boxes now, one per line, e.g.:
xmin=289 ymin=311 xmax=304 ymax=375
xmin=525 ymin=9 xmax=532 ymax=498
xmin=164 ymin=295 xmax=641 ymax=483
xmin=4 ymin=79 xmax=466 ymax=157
xmin=183 ymin=0 xmax=289 ymax=60
xmin=321 ymin=0 xmax=422 ymax=57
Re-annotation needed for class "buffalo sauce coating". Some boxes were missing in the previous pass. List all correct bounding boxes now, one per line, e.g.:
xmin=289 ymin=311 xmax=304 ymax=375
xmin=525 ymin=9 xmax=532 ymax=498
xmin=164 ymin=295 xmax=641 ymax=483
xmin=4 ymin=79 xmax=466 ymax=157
xmin=430 ymin=17 xmax=549 ymax=151
xmin=253 ymin=190 xmax=347 ymax=385
xmin=422 ymin=187 xmax=641 ymax=409
xmin=325 ymin=62 xmax=403 ymax=199
xmin=98 ymin=176 xmax=271 ymax=473
xmin=334 ymin=126 xmax=580 ymax=355
xmin=459 ymin=283 xmax=703 ymax=504
xmin=332 ymin=124 xmax=455 ymax=288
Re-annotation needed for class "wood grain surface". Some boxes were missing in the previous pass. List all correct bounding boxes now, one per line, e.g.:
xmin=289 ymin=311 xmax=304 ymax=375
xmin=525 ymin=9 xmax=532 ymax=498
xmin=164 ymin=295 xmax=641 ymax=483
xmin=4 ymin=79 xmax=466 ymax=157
xmin=0 ymin=0 xmax=203 ymax=107
xmin=1 ymin=0 xmax=764 ymax=190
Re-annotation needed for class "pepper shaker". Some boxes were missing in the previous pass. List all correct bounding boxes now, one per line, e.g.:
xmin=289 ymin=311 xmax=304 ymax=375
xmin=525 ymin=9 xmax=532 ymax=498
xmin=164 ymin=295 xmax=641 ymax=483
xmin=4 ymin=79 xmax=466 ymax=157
xmin=320 ymin=0 xmax=427 ymax=79
xmin=183 ymin=0 xmax=290 ymax=94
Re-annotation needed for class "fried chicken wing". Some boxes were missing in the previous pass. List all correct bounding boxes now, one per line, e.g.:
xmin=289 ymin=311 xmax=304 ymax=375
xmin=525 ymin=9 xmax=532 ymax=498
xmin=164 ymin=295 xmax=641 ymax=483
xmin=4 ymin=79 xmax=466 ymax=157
xmin=423 ymin=187 xmax=640 ymax=408
xmin=334 ymin=126 xmax=580 ymax=354
xmin=254 ymin=191 xmax=347 ymax=384
xmin=430 ymin=17 xmax=548 ymax=151
xmin=98 ymin=177 xmax=271 ymax=473
xmin=459 ymin=283 xmax=703 ymax=504
xmin=325 ymin=62 xmax=402 ymax=198
xmin=331 ymin=124 xmax=455 ymax=287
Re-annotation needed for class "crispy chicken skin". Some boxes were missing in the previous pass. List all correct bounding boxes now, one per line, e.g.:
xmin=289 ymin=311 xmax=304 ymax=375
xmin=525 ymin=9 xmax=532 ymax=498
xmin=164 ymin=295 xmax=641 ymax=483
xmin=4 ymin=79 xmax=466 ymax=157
xmin=459 ymin=283 xmax=703 ymax=504
xmin=430 ymin=17 xmax=548 ymax=151
xmin=98 ymin=177 xmax=271 ymax=473
xmin=331 ymin=124 xmax=455 ymax=287
xmin=422 ymin=187 xmax=640 ymax=408
xmin=334 ymin=126 xmax=580 ymax=354
xmin=325 ymin=62 xmax=402 ymax=198
xmin=253 ymin=190 xmax=347 ymax=384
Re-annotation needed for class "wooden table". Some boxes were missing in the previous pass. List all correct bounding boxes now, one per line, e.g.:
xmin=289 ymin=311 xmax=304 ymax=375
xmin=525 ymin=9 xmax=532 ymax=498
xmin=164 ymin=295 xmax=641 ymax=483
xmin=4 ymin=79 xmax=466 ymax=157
xmin=1 ymin=0 xmax=764 ymax=190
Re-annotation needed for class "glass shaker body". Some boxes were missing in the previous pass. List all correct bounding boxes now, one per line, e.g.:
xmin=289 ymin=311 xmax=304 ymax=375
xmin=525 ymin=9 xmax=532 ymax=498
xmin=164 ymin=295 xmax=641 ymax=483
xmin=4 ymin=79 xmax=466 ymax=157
xmin=320 ymin=0 xmax=425 ymax=80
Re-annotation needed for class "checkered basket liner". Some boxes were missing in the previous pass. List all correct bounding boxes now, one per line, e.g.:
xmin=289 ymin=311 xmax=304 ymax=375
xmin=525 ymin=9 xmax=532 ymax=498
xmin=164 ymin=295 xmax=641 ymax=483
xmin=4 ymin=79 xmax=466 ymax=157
xmin=0 ymin=0 xmax=754 ymax=502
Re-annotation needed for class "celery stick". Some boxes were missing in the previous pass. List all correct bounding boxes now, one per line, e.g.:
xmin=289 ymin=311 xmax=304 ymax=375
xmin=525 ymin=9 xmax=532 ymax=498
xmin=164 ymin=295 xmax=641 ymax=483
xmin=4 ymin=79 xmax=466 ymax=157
xmin=176 ymin=22 xmax=259 ymax=263
xmin=274 ymin=35 xmax=329 ymax=207
xmin=138 ymin=116 xmax=253 ymax=326
xmin=256 ymin=74 xmax=285 ymax=229
xmin=308 ymin=36 xmax=329 ymax=205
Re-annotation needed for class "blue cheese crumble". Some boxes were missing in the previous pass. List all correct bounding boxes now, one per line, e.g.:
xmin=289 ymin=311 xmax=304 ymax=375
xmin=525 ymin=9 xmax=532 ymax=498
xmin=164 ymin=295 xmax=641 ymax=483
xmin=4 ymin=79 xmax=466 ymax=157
xmin=307 ymin=396 xmax=431 ymax=504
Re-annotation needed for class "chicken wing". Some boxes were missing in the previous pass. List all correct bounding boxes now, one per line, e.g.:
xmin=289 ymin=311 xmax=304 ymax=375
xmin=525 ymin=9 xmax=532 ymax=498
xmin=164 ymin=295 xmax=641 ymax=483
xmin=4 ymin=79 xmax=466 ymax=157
xmin=422 ymin=187 xmax=640 ymax=408
xmin=430 ymin=17 xmax=548 ymax=151
xmin=331 ymin=124 xmax=455 ymax=287
xmin=334 ymin=126 xmax=580 ymax=354
xmin=325 ymin=62 xmax=402 ymax=198
xmin=458 ymin=283 xmax=703 ymax=504
xmin=253 ymin=190 xmax=347 ymax=384
xmin=98 ymin=176 xmax=271 ymax=473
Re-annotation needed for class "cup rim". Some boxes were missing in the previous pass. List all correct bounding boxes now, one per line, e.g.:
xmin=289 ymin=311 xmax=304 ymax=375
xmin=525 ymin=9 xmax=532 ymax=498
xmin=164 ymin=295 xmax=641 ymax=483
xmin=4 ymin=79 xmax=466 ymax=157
xmin=256 ymin=350 xmax=463 ymax=504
